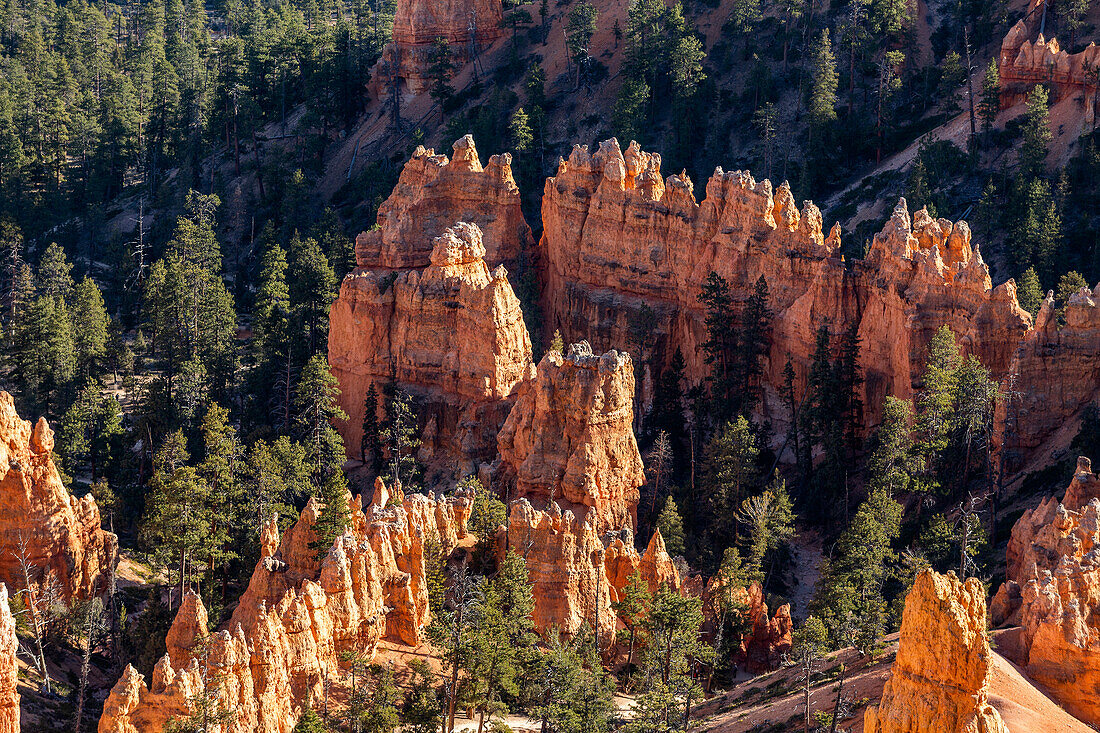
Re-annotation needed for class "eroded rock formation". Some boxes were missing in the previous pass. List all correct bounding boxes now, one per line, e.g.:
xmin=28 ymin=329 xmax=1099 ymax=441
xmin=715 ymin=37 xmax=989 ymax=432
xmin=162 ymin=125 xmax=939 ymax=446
xmin=999 ymin=19 xmax=1099 ymax=124
xmin=540 ymin=139 xmax=1030 ymax=438
xmin=991 ymin=457 xmax=1100 ymax=725
xmin=506 ymin=499 xmax=679 ymax=641
xmin=996 ymin=290 xmax=1100 ymax=473
xmin=0 ymin=585 xmax=18 ymax=733
xmin=374 ymin=1 xmax=503 ymax=95
xmin=330 ymin=218 xmax=535 ymax=477
xmin=354 ymin=137 xmax=532 ymax=270
xmin=497 ymin=342 xmax=644 ymax=532
xmin=99 ymin=484 xmax=472 ymax=733
xmin=0 ymin=391 xmax=116 ymax=600
xmin=865 ymin=569 xmax=1008 ymax=733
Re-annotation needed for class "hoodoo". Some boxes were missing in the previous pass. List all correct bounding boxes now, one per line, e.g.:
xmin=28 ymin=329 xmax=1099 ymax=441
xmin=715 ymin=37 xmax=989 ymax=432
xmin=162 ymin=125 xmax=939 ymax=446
xmin=865 ymin=569 xmax=1008 ymax=733
xmin=0 ymin=391 xmax=116 ymax=600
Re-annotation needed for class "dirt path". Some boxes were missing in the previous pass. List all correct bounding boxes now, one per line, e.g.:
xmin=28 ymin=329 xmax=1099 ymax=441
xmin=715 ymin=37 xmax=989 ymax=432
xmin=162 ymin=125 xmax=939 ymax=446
xmin=786 ymin=527 xmax=823 ymax=619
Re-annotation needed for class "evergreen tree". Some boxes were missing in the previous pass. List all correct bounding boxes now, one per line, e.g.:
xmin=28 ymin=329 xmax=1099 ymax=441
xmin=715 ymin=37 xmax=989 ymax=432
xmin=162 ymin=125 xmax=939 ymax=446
xmin=294 ymin=353 xmax=348 ymax=484
xmin=427 ymin=38 xmax=456 ymax=114
xmin=736 ymin=471 xmax=795 ymax=586
xmin=809 ymin=30 xmax=839 ymax=128
xmin=1019 ymin=85 xmax=1052 ymax=180
xmin=382 ymin=390 xmax=421 ymax=490
xmin=613 ymin=570 xmax=651 ymax=672
xmin=71 ymin=276 xmax=109 ymax=378
xmin=700 ymin=417 xmax=759 ymax=566
xmin=979 ymin=60 xmax=1000 ymax=134
xmin=360 ymin=382 xmax=382 ymax=469
xmin=289 ymin=233 xmax=337 ymax=357
xmin=467 ymin=476 xmax=507 ymax=565
xmin=565 ymin=1 xmax=598 ymax=86
xmin=38 ymin=241 xmax=74 ymax=301
xmin=656 ymin=498 xmax=686 ymax=558
xmin=1017 ymin=267 xmax=1043 ymax=317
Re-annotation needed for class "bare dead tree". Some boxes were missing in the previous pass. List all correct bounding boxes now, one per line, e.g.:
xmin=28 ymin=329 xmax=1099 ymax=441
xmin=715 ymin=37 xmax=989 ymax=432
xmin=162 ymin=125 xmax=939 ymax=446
xmin=74 ymin=598 xmax=105 ymax=733
xmin=13 ymin=531 xmax=51 ymax=693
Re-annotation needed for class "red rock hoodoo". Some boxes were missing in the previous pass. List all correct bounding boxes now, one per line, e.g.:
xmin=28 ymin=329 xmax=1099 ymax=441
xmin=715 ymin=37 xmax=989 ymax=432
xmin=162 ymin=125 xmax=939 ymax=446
xmin=497 ymin=341 xmax=645 ymax=533
xmin=539 ymin=139 xmax=1030 ymax=439
xmin=353 ymin=136 xmax=532 ymax=270
xmin=700 ymin=578 xmax=793 ymax=673
xmin=506 ymin=499 xmax=680 ymax=641
xmin=0 ymin=585 xmax=18 ymax=733
xmin=998 ymin=19 xmax=1100 ymax=124
xmin=991 ymin=457 xmax=1100 ymax=725
xmin=98 ymin=484 xmax=472 ymax=733
xmin=330 ymin=217 xmax=535 ymax=478
xmin=0 ymin=391 xmax=116 ymax=600
xmin=865 ymin=569 xmax=1008 ymax=733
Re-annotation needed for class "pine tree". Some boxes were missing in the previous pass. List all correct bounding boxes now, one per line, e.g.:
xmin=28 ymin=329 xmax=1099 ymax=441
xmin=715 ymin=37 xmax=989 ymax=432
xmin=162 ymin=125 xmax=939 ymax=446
xmin=289 ymin=233 xmax=336 ymax=357
xmin=736 ymin=471 xmax=794 ymax=585
xmin=1017 ymin=267 xmax=1043 ymax=317
xmin=701 ymin=417 xmax=759 ymax=563
xmin=382 ymin=390 xmax=421 ymax=491
xmin=1019 ymin=85 xmax=1051 ymax=180
xmin=650 ymin=501 xmax=681 ymax=560
xmin=71 ymin=276 xmax=109 ymax=378
xmin=360 ymin=382 xmax=381 ymax=470
xmin=565 ymin=1 xmax=599 ymax=85
xmin=809 ymin=30 xmax=839 ymax=128
xmin=466 ymin=476 xmax=507 ymax=565
xmin=427 ymin=38 xmax=456 ymax=116
xmin=979 ymin=60 xmax=999 ymax=134
xmin=38 ymin=241 xmax=74 ymax=301
xmin=613 ymin=570 xmax=651 ymax=671
xmin=294 ymin=353 xmax=348 ymax=486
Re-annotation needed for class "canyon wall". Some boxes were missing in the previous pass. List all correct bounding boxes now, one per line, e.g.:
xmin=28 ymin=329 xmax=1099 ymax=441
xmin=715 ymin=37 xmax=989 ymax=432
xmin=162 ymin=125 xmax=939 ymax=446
xmin=0 ymin=391 xmax=116 ymax=600
xmin=865 ymin=569 xmax=1008 ymax=733
xmin=99 ymin=484 xmax=472 ymax=733
xmin=996 ymin=291 xmax=1100 ymax=473
xmin=998 ymin=20 xmax=1099 ymax=124
xmin=540 ymin=139 xmax=1031 ymax=437
xmin=497 ymin=341 xmax=645 ymax=533
xmin=0 ymin=585 xmax=17 ymax=733
xmin=375 ymin=0 xmax=503 ymax=95
xmin=330 ymin=217 xmax=535 ymax=479
xmin=991 ymin=457 xmax=1100 ymax=725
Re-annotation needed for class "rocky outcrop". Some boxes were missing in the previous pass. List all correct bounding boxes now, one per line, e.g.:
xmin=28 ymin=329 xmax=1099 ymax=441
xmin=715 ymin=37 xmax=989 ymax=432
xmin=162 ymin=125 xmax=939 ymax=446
xmin=374 ymin=0 xmax=503 ymax=95
xmin=354 ymin=137 xmax=532 ymax=270
xmin=330 ymin=218 xmax=535 ymax=478
xmin=998 ymin=19 xmax=1099 ymax=124
xmin=0 ymin=585 xmax=18 ymax=733
xmin=497 ymin=342 xmax=644 ymax=533
xmin=506 ymin=499 xmax=679 ymax=641
xmin=540 ymin=139 xmax=1030 ymax=439
xmin=99 ymin=484 xmax=472 ymax=733
xmin=865 ymin=569 xmax=1008 ymax=733
xmin=996 ymin=290 xmax=1100 ymax=473
xmin=0 ymin=391 xmax=116 ymax=600
xmin=991 ymin=457 xmax=1100 ymax=725
xmin=698 ymin=578 xmax=792 ymax=672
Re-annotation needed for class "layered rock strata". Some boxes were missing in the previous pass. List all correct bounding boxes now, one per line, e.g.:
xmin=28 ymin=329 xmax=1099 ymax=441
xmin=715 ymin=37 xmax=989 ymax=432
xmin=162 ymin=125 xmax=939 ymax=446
xmin=540 ymin=139 xmax=1030 ymax=437
xmin=998 ymin=20 xmax=1100 ymax=124
xmin=353 ymin=137 xmax=532 ymax=270
xmin=330 ymin=219 xmax=535 ymax=477
xmin=0 ymin=585 xmax=18 ymax=733
xmin=0 ymin=391 xmax=116 ymax=599
xmin=99 ymin=484 xmax=472 ymax=733
xmin=864 ymin=569 xmax=1009 ymax=733
xmin=991 ymin=457 xmax=1100 ymax=725
xmin=996 ymin=290 xmax=1100 ymax=473
xmin=506 ymin=499 xmax=679 ymax=641
xmin=497 ymin=342 xmax=645 ymax=533
xmin=375 ymin=0 xmax=503 ymax=95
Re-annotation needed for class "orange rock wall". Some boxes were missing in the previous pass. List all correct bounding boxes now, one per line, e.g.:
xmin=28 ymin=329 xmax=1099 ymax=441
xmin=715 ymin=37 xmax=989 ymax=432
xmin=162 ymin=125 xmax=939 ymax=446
xmin=330 ymin=218 xmax=535 ymax=478
xmin=991 ymin=457 xmax=1100 ymax=725
xmin=865 ymin=569 xmax=1008 ymax=733
xmin=0 ymin=391 xmax=116 ymax=600
xmin=0 ymin=585 xmax=17 ymax=733
xmin=539 ymin=140 xmax=1030 ymax=437
xmin=377 ymin=1 xmax=504 ymax=95
xmin=99 ymin=485 xmax=472 ymax=733
xmin=497 ymin=342 xmax=644 ymax=533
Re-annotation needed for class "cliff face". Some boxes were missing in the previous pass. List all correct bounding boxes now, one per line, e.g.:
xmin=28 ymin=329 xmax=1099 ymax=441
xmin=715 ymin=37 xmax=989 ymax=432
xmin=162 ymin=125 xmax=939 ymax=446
xmin=540 ymin=139 xmax=1030 ymax=437
xmin=497 ymin=342 xmax=644 ymax=533
xmin=376 ymin=0 xmax=503 ymax=95
xmin=0 ymin=391 xmax=116 ymax=600
xmin=354 ymin=137 xmax=532 ymax=270
xmin=330 ymin=219 xmax=535 ymax=477
xmin=865 ymin=569 xmax=1008 ymax=733
xmin=0 ymin=585 xmax=18 ymax=733
xmin=506 ymin=499 xmax=679 ymax=641
xmin=99 ymin=485 xmax=472 ymax=733
xmin=996 ymin=291 xmax=1100 ymax=473
xmin=991 ymin=457 xmax=1100 ymax=725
